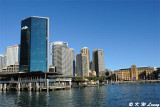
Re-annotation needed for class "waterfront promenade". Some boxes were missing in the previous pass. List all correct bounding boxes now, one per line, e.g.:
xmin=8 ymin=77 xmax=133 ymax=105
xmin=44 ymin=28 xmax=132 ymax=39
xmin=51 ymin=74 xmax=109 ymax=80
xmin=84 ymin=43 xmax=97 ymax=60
xmin=110 ymin=80 xmax=160 ymax=85
xmin=0 ymin=71 xmax=160 ymax=91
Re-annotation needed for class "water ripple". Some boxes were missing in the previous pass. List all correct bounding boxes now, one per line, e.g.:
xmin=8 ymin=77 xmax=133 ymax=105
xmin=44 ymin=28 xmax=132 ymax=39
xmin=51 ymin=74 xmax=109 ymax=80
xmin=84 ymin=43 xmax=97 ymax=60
xmin=0 ymin=83 xmax=160 ymax=107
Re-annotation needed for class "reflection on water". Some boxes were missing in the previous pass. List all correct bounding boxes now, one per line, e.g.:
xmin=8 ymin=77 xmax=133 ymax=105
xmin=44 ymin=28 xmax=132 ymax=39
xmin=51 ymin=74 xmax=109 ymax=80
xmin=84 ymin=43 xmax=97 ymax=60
xmin=0 ymin=84 xmax=160 ymax=107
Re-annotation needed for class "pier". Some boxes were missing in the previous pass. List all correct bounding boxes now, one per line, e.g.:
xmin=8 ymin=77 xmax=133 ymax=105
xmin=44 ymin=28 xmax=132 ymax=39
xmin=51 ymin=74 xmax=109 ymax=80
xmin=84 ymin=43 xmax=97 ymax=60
xmin=0 ymin=71 xmax=72 ymax=91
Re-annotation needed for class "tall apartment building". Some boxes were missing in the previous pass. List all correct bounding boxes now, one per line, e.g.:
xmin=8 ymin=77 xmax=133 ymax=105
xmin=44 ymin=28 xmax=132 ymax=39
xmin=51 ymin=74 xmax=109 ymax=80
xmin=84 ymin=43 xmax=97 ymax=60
xmin=90 ymin=61 xmax=93 ymax=72
xmin=92 ymin=49 xmax=106 ymax=76
xmin=81 ymin=47 xmax=90 ymax=76
xmin=71 ymin=48 xmax=76 ymax=76
xmin=51 ymin=42 xmax=68 ymax=66
xmin=76 ymin=53 xmax=88 ymax=77
xmin=51 ymin=41 xmax=75 ymax=76
xmin=5 ymin=45 xmax=20 ymax=67
xmin=20 ymin=16 xmax=49 ymax=72
xmin=0 ymin=55 xmax=6 ymax=71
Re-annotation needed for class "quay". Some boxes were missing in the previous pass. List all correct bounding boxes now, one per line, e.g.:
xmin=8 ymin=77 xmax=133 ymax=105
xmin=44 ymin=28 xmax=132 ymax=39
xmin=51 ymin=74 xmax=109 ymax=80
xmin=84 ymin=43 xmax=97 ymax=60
xmin=105 ymin=80 xmax=160 ymax=85
xmin=0 ymin=71 xmax=72 ymax=91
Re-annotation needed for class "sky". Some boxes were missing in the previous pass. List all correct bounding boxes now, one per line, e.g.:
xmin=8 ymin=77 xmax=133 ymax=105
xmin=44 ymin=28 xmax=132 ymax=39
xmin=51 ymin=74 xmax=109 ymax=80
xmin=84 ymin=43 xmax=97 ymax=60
xmin=0 ymin=0 xmax=159 ymax=70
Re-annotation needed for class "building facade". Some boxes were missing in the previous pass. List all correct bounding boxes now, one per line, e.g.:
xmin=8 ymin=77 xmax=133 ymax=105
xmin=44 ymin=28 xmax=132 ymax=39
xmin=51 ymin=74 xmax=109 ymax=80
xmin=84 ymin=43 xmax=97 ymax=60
xmin=51 ymin=42 xmax=68 ymax=66
xmin=71 ymin=48 xmax=76 ymax=76
xmin=49 ymin=65 xmax=56 ymax=72
xmin=92 ymin=49 xmax=106 ymax=76
xmin=76 ymin=53 xmax=88 ymax=77
xmin=2 ymin=62 xmax=19 ymax=73
xmin=156 ymin=68 xmax=160 ymax=80
xmin=81 ymin=47 xmax=90 ymax=76
xmin=115 ymin=65 xmax=155 ymax=81
xmin=0 ymin=55 xmax=6 ymax=72
xmin=89 ymin=61 xmax=93 ymax=72
xmin=51 ymin=41 xmax=75 ymax=76
xmin=20 ymin=16 xmax=49 ymax=72
xmin=5 ymin=45 xmax=20 ymax=67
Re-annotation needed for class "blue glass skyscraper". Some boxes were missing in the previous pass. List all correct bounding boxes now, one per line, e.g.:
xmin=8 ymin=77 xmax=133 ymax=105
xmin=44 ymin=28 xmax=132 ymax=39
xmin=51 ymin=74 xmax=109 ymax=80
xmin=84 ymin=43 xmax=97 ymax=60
xmin=20 ymin=16 xmax=49 ymax=72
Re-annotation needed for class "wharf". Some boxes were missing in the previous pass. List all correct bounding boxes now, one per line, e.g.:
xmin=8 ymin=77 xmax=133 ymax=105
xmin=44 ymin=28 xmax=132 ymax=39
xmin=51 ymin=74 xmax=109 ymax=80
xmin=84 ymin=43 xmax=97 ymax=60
xmin=106 ymin=80 xmax=160 ymax=85
xmin=0 ymin=71 xmax=72 ymax=91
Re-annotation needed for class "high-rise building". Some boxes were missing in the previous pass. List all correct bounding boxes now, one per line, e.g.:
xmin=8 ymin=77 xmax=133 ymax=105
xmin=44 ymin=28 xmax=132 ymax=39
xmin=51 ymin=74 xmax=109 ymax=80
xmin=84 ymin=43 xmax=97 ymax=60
xmin=90 ymin=61 xmax=93 ymax=72
xmin=70 ymin=48 xmax=76 ymax=76
xmin=20 ymin=16 xmax=49 ymax=72
xmin=5 ymin=45 xmax=20 ymax=67
xmin=92 ymin=49 xmax=106 ymax=76
xmin=81 ymin=47 xmax=90 ymax=60
xmin=51 ymin=42 xmax=68 ymax=66
xmin=76 ymin=53 xmax=88 ymax=77
xmin=81 ymin=47 xmax=90 ymax=76
xmin=51 ymin=41 xmax=75 ymax=76
xmin=0 ymin=55 xmax=6 ymax=71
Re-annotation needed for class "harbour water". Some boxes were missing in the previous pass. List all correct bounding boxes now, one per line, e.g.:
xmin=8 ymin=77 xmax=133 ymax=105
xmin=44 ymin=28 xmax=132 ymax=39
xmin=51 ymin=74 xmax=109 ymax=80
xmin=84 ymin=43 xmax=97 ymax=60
xmin=0 ymin=83 xmax=160 ymax=107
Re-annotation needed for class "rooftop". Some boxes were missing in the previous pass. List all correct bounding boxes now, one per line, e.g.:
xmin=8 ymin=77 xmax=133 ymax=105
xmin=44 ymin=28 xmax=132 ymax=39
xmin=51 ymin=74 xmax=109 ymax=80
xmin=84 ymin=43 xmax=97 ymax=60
xmin=22 ymin=16 xmax=49 ymax=21
xmin=0 ymin=71 xmax=62 ymax=77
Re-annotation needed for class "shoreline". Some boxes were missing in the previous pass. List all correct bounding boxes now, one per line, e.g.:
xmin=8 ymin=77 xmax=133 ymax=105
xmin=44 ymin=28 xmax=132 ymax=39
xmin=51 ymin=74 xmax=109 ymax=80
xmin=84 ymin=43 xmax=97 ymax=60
xmin=72 ymin=80 xmax=160 ymax=87
xmin=104 ymin=80 xmax=160 ymax=85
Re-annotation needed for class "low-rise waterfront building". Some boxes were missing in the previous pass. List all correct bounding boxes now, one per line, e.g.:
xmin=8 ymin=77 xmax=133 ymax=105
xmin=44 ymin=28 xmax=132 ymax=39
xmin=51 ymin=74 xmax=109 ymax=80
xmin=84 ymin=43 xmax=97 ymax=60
xmin=89 ymin=71 xmax=96 ymax=77
xmin=49 ymin=66 xmax=56 ymax=72
xmin=2 ymin=62 xmax=19 ymax=73
xmin=106 ymin=69 xmax=114 ymax=77
xmin=115 ymin=64 xmax=155 ymax=81
xmin=0 ymin=71 xmax=72 ymax=91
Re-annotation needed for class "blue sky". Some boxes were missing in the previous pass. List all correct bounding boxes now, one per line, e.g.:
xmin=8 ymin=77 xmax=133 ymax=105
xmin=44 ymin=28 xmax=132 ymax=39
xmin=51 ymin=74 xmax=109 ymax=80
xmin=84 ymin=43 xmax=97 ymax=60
xmin=0 ymin=0 xmax=159 ymax=70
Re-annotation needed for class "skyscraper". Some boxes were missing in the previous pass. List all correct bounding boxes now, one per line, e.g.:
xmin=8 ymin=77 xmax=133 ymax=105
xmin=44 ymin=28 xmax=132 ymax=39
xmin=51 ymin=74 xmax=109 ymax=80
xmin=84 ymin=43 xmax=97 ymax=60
xmin=0 ymin=55 xmax=6 ymax=71
xmin=92 ymin=49 xmax=106 ymax=76
xmin=76 ymin=53 xmax=88 ymax=77
xmin=51 ymin=42 xmax=68 ymax=66
xmin=20 ymin=16 xmax=49 ymax=72
xmin=5 ymin=45 xmax=20 ymax=67
xmin=51 ymin=41 xmax=75 ymax=76
xmin=70 ymin=48 xmax=76 ymax=76
xmin=81 ymin=47 xmax=90 ymax=76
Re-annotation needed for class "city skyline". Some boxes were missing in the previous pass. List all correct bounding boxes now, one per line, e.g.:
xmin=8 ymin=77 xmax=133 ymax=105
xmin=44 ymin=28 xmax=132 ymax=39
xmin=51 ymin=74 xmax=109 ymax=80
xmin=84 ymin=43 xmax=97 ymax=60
xmin=0 ymin=0 xmax=159 ymax=70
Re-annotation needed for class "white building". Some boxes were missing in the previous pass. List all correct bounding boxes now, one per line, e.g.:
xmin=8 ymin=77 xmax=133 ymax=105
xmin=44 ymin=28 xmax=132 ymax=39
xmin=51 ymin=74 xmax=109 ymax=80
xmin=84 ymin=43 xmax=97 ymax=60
xmin=5 ymin=45 xmax=20 ymax=67
xmin=51 ymin=41 xmax=75 ymax=76
xmin=0 ymin=55 xmax=6 ymax=71
xmin=51 ymin=41 xmax=68 ymax=66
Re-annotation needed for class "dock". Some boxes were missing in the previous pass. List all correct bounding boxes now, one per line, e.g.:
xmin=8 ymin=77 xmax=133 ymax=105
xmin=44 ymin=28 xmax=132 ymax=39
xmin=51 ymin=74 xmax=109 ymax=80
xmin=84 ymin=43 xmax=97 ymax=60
xmin=0 ymin=71 xmax=72 ymax=91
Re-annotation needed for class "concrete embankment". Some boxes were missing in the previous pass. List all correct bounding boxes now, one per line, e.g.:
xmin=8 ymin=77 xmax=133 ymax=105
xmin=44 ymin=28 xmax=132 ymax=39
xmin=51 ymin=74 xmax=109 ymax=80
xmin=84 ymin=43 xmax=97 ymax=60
xmin=110 ymin=80 xmax=160 ymax=85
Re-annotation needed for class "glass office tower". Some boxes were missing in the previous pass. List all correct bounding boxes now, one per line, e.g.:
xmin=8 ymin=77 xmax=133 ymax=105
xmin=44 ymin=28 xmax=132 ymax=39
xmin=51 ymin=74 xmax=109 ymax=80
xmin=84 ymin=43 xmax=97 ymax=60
xmin=20 ymin=16 xmax=49 ymax=72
